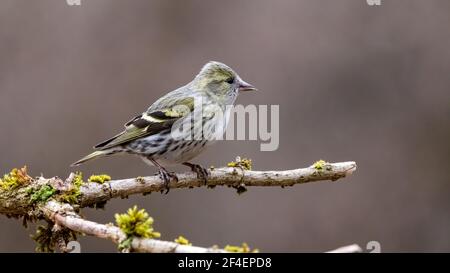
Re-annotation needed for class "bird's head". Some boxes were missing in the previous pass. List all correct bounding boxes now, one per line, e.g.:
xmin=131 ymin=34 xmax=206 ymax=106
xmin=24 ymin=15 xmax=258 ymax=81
xmin=193 ymin=61 xmax=256 ymax=102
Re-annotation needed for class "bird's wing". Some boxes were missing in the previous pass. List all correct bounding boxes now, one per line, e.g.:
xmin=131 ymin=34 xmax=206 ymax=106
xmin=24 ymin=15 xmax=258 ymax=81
xmin=94 ymin=96 xmax=195 ymax=150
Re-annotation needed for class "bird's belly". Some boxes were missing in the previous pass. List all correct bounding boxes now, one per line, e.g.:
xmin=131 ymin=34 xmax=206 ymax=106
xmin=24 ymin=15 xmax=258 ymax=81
xmin=126 ymin=134 xmax=213 ymax=167
xmin=153 ymin=139 xmax=212 ymax=166
xmin=124 ymin=133 xmax=171 ymax=155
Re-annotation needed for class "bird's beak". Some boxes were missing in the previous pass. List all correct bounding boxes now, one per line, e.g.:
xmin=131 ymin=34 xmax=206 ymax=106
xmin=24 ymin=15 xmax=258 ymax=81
xmin=238 ymin=79 xmax=257 ymax=92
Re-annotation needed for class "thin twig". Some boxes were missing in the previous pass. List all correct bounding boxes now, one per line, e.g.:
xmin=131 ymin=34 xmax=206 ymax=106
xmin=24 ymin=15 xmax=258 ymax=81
xmin=42 ymin=201 xmax=225 ymax=253
xmin=43 ymin=201 xmax=361 ymax=253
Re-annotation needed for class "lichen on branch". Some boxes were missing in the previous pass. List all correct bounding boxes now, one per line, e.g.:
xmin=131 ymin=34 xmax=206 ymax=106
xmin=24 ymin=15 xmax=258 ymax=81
xmin=0 ymin=159 xmax=358 ymax=253
xmin=224 ymin=242 xmax=259 ymax=253
xmin=115 ymin=206 xmax=161 ymax=239
xmin=0 ymin=166 xmax=31 ymax=190
xmin=88 ymin=174 xmax=111 ymax=184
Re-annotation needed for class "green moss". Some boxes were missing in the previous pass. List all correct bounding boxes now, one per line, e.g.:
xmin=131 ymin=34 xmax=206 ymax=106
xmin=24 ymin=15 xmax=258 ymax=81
xmin=227 ymin=156 xmax=252 ymax=171
xmin=30 ymin=185 xmax=56 ymax=204
xmin=31 ymin=225 xmax=55 ymax=253
xmin=115 ymin=206 xmax=161 ymax=239
xmin=118 ymin=237 xmax=133 ymax=251
xmin=31 ymin=224 xmax=77 ymax=253
xmin=72 ymin=172 xmax=83 ymax=187
xmin=0 ymin=166 xmax=31 ymax=191
xmin=88 ymin=174 xmax=111 ymax=184
xmin=175 ymin=235 xmax=191 ymax=246
xmin=58 ymin=172 xmax=83 ymax=204
xmin=313 ymin=160 xmax=328 ymax=171
xmin=224 ymin=242 xmax=259 ymax=253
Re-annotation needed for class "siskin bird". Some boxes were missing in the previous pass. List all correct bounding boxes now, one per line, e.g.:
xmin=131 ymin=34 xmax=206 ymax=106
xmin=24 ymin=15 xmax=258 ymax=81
xmin=72 ymin=61 xmax=257 ymax=192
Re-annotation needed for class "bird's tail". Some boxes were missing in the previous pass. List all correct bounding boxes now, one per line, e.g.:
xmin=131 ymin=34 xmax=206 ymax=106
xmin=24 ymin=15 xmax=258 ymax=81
xmin=71 ymin=151 xmax=108 ymax=167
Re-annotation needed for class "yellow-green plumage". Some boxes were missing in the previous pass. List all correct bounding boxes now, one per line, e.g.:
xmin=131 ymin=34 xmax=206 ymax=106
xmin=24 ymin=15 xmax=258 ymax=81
xmin=72 ymin=61 xmax=256 ymax=191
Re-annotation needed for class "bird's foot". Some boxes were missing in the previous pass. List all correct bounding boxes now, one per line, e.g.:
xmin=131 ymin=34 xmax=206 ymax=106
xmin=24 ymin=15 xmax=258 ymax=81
xmin=183 ymin=162 xmax=209 ymax=185
xmin=157 ymin=168 xmax=178 ymax=194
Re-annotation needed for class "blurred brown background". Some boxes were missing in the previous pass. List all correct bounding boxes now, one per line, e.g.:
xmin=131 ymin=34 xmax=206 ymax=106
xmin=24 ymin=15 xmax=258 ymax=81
xmin=0 ymin=0 xmax=449 ymax=252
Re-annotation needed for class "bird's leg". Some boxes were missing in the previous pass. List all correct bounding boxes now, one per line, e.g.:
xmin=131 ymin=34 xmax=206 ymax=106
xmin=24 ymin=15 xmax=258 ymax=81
xmin=157 ymin=168 xmax=178 ymax=194
xmin=183 ymin=162 xmax=209 ymax=185
xmin=148 ymin=158 xmax=178 ymax=194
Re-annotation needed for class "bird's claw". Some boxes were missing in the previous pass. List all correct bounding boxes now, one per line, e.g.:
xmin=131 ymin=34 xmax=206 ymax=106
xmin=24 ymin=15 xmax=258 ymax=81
xmin=158 ymin=169 xmax=178 ymax=194
xmin=185 ymin=163 xmax=209 ymax=185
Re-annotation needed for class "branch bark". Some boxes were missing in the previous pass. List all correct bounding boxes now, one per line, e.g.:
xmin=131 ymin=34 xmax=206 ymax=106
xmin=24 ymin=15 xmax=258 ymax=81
xmin=0 ymin=161 xmax=358 ymax=252
xmin=43 ymin=200 xmax=360 ymax=253
xmin=80 ymin=161 xmax=357 ymax=207
xmin=43 ymin=200 xmax=226 ymax=253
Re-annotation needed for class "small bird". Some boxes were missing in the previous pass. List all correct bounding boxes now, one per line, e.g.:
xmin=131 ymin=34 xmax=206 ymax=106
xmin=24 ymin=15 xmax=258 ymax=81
xmin=72 ymin=61 xmax=256 ymax=192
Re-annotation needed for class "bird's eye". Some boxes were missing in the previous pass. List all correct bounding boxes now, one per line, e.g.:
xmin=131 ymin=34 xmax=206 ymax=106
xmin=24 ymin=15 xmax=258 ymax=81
xmin=225 ymin=77 xmax=234 ymax=84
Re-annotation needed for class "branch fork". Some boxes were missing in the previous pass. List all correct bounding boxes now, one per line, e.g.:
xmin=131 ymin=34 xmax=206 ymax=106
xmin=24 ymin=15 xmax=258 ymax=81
xmin=0 ymin=160 xmax=358 ymax=252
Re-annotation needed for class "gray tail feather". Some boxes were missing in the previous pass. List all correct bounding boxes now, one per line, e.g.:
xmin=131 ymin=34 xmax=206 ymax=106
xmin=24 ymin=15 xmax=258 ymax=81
xmin=71 ymin=151 xmax=108 ymax=167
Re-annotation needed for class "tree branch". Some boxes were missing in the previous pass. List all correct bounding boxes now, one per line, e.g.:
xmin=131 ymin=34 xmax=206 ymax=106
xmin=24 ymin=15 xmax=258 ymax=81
xmin=43 ymin=200 xmax=361 ymax=253
xmin=80 ymin=161 xmax=357 ymax=207
xmin=0 ymin=160 xmax=359 ymax=252
xmin=42 ymin=200 xmax=226 ymax=253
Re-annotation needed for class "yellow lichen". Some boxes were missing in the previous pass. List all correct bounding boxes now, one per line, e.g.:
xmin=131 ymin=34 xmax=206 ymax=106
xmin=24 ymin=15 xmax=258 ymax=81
xmin=88 ymin=174 xmax=111 ymax=184
xmin=136 ymin=176 xmax=145 ymax=184
xmin=227 ymin=156 xmax=252 ymax=171
xmin=115 ymin=206 xmax=161 ymax=239
xmin=58 ymin=172 xmax=83 ymax=204
xmin=175 ymin=235 xmax=192 ymax=246
xmin=224 ymin=242 xmax=259 ymax=253
xmin=313 ymin=160 xmax=328 ymax=171
xmin=0 ymin=166 xmax=32 ymax=190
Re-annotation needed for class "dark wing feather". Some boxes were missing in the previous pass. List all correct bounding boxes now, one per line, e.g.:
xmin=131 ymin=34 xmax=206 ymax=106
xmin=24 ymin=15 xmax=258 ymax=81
xmin=94 ymin=97 xmax=195 ymax=150
xmin=93 ymin=114 xmax=175 ymax=150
